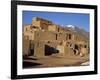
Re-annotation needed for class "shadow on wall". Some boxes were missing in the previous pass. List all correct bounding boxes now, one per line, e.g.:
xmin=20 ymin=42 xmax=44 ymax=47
xmin=45 ymin=45 xmax=59 ymax=56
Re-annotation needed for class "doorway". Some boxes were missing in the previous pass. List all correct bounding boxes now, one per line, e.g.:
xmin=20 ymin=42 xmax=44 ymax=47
xmin=29 ymin=44 xmax=34 ymax=56
xmin=45 ymin=45 xmax=59 ymax=56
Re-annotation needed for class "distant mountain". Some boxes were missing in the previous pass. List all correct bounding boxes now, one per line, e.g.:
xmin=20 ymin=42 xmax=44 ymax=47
xmin=66 ymin=25 xmax=76 ymax=30
xmin=65 ymin=25 xmax=89 ymax=41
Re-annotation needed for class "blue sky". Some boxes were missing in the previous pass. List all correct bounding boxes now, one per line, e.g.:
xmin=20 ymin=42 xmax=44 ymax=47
xmin=23 ymin=11 xmax=90 ymax=32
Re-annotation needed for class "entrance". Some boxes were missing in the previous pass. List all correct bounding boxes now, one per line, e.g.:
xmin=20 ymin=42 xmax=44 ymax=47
xmin=75 ymin=44 xmax=78 ymax=50
xmin=45 ymin=45 xmax=59 ymax=56
xmin=29 ymin=44 xmax=34 ymax=56
xmin=74 ymin=44 xmax=79 ymax=55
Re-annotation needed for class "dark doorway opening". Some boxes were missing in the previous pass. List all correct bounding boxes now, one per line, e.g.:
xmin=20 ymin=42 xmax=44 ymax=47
xmin=45 ymin=45 xmax=59 ymax=56
xmin=75 ymin=44 xmax=78 ymax=50
xmin=29 ymin=44 xmax=34 ymax=56
xmin=74 ymin=44 xmax=79 ymax=55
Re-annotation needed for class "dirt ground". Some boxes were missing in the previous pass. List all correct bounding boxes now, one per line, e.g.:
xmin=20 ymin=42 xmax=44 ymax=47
xmin=23 ymin=53 xmax=89 ymax=68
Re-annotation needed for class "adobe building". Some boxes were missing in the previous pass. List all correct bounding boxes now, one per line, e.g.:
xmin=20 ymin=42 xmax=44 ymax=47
xmin=23 ymin=17 xmax=89 ymax=58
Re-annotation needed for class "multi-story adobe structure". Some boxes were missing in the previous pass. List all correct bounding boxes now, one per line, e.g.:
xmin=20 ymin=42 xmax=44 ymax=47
xmin=23 ymin=17 xmax=89 ymax=58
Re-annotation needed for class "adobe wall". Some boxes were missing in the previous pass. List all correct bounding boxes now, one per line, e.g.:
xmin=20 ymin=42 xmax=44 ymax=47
xmin=33 ymin=31 xmax=56 ymax=41
xmin=32 ymin=20 xmax=41 ymax=28
xmin=32 ymin=30 xmax=74 ymax=42
xmin=23 ymin=36 xmax=30 ymax=56
xmin=23 ymin=25 xmax=31 ymax=32
xmin=34 ymin=42 xmax=45 ymax=57
xmin=32 ymin=17 xmax=52 ymax=30
xmin=57 ymin=33 xmax=66 ymax=41
xmin=23 ymin=31 xmax=35 ymax=40
xmin=48 ymin=25 xmax=59 ymax=32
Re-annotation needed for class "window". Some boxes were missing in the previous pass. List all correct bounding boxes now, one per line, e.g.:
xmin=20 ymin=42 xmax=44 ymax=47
xmin=26 ymin=28 xmax=27 ymax=31
xmin=56 ymin=34 xmax=57 ymax=40
xmin=69 ymin=34 xmax=71 ymax=39
xmin=84 ymin=45 xmax=87 ymax=48
xmin=58 ymin=28 xmax=59 ymax=32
